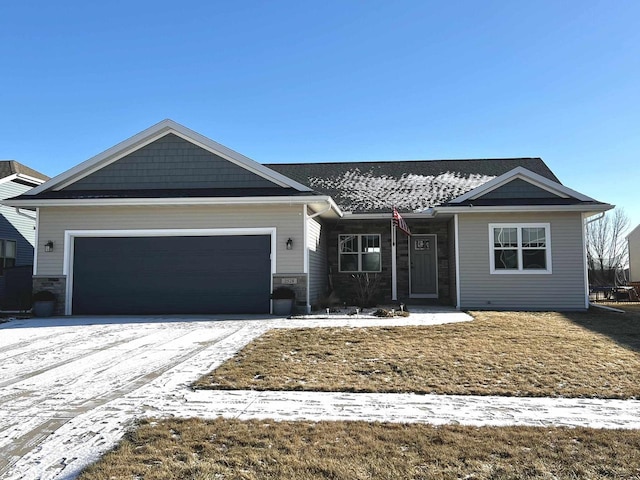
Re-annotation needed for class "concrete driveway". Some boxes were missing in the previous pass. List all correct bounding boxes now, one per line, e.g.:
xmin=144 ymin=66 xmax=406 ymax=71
xmin=0 ymin=310 xmax=471 ymax=479
xmin=2 ymin=310 xmax=638 ymax=480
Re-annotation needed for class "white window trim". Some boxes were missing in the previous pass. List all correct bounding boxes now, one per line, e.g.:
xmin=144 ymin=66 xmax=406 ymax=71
xmin=338 ymin=234 xmax=382 ymax=273
xmin=488 ymin=223 xmax=552 ymax=275
xmin=63 ymin=228 xmax=277 ymax=316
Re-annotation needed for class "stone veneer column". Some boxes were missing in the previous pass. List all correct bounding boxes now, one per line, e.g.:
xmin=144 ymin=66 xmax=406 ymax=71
xmin=272 ymin=274 xmax=307 ymax=313
xmin=32 ymin=276 xmax=66 ymax=316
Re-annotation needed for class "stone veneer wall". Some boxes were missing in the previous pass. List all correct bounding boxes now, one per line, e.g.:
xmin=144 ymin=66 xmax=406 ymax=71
xmin=33 ymin=276 xmax=66 ymax=316
xmin=272 ymin=274 xmax=307 ymax=313
xmin=396 ymin=220 xmax=452 ymax=304
xmin=327 ymin=219 xmax=452 ymax=306
xmin=326 ymin=220 xmax=392 ymax=305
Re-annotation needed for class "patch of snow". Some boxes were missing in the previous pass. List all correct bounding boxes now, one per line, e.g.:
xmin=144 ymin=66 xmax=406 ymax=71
xmin=1 ymin=311 xmax=639 ymax=479
xmin=308 ymin=170 xmax=495 ymax=212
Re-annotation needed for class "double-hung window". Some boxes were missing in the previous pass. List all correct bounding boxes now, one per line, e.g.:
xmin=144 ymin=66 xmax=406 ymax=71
xmin=0 ymin=240 xmax=16 ymax=275
xmin=489 ymin=224 xmax=551 ymax=274
xmin=338 ymin=234 xmax=381 ymax=272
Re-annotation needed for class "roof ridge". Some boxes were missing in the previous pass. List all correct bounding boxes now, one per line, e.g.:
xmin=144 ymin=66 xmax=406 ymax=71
xmin=265 ymin=157 xmax=543 ymax=167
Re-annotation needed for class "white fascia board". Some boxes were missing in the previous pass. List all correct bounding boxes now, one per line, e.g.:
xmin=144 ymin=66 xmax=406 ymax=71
xmin=449 ymin=167 xmax=596 ymax=204
xmin=27 ymin=119 xmax=312 ymax=195
xmin=434 ymin=203 xmax=614 ymax=214
xmin=2 ymin=195 xmax=339 ymax=209
xmin=16 ymin=173 xmax=47 ymax=185
xmin=0 ymin=174 xmax=18 ymax=186
xmin=0 ymin=173 xmax=47 ymax=187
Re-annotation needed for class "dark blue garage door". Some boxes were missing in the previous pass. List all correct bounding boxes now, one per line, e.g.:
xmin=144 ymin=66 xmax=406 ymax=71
xmin=72 ymin=235 xmax=271 ymax=315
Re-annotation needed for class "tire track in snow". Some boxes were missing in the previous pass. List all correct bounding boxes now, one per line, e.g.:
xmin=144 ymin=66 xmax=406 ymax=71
xmin=0 ymin=323 xmax=248 ymax=477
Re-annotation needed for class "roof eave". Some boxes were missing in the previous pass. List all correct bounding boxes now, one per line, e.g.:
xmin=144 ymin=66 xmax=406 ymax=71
xmin=2 ymin=194 xmax=343 ymax=213
xmin=26 ymin=119 xmax=313 ymax=196
xmin=434 ymin=203 xmax=614 ymax=214
xmin=449 ymin=167 xmax=596 ymax=204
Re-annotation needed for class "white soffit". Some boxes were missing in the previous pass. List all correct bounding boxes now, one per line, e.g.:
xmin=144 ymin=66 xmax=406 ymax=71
xmin=26 ymin=119 xmax=312 ymax=195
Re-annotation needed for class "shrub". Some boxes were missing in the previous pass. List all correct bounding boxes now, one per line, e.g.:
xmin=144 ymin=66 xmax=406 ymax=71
xmin=271 ymin=287 xmax=295 ymax=300
xmin=33 ymin=290 xmax=56 ymax=302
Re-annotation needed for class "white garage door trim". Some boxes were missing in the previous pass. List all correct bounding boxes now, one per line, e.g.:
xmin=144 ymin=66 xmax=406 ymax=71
xmin=63 ymin=228 xmax=277 ymax=315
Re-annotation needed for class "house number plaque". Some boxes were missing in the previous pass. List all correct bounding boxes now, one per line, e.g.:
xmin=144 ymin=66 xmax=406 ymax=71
xmin=415 ymin=239 xmax=430 ymax=250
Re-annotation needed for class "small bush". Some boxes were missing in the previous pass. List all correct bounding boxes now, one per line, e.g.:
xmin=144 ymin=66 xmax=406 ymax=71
xmin=271 ymin=287 xmax=295 ymax=299
xmin=33 ymin=290 xmax=56 ymax=302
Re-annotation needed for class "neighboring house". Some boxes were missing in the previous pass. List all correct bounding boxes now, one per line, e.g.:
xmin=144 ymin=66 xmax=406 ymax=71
xmin=628 ymin=224 xmax=640 ymax=282
xmin=0 ymin=161 xmax=49 ymax=309
xmin=4 ymin=120 xmax=611 ymax=315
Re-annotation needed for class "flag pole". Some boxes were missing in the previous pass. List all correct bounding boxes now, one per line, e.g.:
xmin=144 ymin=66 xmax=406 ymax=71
xmin=391 ymin=216 xmax=397 ymax=301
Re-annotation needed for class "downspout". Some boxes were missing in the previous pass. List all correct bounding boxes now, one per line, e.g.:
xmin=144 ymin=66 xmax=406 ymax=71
xmin=308 ymin=202 xmax=332 ymax=219
xmin=15 ymin=207 xmax=36 ymax=221
xmin=585 ymin=211 xmax=605 ymax=225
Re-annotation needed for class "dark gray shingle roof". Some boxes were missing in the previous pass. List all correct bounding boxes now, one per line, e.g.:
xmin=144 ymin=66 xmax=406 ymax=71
xmin=266 ymin=158 xmax=560 ymax=213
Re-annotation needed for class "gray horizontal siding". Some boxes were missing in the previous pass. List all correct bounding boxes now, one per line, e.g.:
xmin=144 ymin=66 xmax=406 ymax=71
xmin=480 ymin=178 xmax=560 ymax=199
xmin=0 ymin=181 xmax=37 ymax=265
xmin=36 ymin=204 xmax=304 ymax=276
xmin=458 ymin=212 xmax=586 ymax=310
xmin=64 ymin=133 xmax=279 ymax=190
xmin=307 ymin=213 xmax=327 ymax=309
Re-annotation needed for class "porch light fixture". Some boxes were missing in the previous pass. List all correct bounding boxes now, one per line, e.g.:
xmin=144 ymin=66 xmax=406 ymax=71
xmin=286 ymin=238 xmax=293 ymax=250
xmin=44 ymin=240 xmax=54 ymax=252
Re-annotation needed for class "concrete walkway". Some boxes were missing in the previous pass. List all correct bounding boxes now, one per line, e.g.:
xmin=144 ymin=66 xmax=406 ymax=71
xmin=1 ymin=308 xmax=639 ymax=480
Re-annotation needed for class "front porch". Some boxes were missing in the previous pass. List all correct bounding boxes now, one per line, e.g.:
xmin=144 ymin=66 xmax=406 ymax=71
xmin=325 ymin=218 xmax=456 ymax=307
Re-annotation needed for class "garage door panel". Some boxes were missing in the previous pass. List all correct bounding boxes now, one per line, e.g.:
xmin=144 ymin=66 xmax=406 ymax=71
xmin=72 ymin=235 xmax=271 ymax=315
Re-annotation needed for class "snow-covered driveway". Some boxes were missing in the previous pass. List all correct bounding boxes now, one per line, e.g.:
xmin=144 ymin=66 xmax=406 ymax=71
xmin=0 ymin=315 xmax=278 ymax=479
xmin=0 ymin=311 xmax=470 ymax=479
xmin=3 ymin=311 xmax=638 ymax=479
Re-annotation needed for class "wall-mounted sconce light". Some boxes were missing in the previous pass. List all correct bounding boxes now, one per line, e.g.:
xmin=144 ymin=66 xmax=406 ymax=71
xmin=44 ymin=240 xmax=54 ymax=252
xmin=286 ymin=238 xmax=293 ymax=250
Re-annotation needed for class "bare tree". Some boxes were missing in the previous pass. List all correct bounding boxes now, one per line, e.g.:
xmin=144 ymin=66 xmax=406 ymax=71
xmin=586 ymin=208 xmax=629 ymax=286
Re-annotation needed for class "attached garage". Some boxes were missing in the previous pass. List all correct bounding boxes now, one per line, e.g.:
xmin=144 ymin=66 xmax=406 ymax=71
xmin=71 ymin=234 xmax=272 ymax=315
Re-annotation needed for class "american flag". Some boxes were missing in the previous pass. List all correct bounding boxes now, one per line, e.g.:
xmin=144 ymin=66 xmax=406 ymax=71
xmin=392 ymin=207 xmax=411 ymax=236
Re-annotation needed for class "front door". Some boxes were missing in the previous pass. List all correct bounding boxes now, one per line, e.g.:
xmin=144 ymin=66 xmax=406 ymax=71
xmin=410 ymin=234 xmax=438 ymax=297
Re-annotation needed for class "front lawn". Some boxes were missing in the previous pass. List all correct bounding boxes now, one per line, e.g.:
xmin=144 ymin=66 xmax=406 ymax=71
xmin=194 ymin=309 xmax=640 ymax=398
xmin=78 ymin=418 xmax=640 ymax=480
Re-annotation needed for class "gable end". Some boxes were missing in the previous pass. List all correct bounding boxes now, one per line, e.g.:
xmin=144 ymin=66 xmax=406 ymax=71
xmin=63 ymin=133 xmax=281 ymax=191
xmin=476 ymin=178 xmax=564 ymax=200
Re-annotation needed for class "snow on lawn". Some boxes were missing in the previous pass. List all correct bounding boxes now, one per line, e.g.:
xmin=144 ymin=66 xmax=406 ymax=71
xmin=1 ymin=311 xmax=639 ymax=480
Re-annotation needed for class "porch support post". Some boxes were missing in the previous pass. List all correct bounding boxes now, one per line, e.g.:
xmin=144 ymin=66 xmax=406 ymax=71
xmin=454 ymin=214 xmax=461 ymax=310
xmin=391 ymin=219 xmax=398 ymax=301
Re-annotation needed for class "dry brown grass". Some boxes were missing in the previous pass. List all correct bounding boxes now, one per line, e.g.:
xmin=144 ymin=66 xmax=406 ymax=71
xmin=78 ymin=417 xmax=640 ymax=480
xmin=195 ymin=309 xmax=640 ymax=398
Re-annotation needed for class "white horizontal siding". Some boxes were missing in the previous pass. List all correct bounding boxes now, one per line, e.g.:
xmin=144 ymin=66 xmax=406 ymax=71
xmin=36 ymin=204 xmax=304 ymax=275
xmin=458 ymin=212 xmax=586 ymax=310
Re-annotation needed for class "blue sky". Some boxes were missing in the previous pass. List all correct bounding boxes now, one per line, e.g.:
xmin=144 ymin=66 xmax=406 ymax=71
xmin=1 ymin=1 xmax=639 ymax=229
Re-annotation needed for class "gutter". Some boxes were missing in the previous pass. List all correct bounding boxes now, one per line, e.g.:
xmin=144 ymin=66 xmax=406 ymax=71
xmin=1 ymin=195 xmax=343 ymax=209
xmin=433 ymin=204 xmax=614 ymax=214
